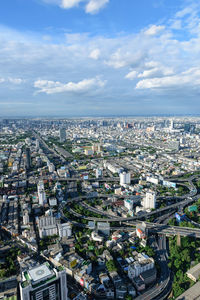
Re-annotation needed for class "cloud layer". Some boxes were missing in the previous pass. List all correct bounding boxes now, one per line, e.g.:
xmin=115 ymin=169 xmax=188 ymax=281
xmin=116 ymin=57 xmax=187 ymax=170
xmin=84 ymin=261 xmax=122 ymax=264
xmin=0 ymin=1 xmax=200 ymax=116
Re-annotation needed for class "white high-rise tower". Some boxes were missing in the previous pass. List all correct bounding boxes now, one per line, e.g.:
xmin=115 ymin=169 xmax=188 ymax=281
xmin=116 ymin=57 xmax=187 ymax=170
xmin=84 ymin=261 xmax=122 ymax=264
xmin=169 ymin=119 xmax=174 ymax=131
xmin=37 ymin=180 xmax=47 ymax=206
xmin=144 ymin=191 xmax=156 ymax=209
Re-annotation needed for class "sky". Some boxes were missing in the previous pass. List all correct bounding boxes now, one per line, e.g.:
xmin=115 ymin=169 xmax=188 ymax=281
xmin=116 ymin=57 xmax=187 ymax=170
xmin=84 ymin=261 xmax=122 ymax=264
xmin=0 ymin=0 xmax=200 ymax=117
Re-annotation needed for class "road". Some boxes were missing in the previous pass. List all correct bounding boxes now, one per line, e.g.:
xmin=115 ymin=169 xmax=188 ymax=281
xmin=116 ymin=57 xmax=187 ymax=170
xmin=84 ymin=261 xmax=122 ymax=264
xmin=65 ymin=202 xmax=200 ymax=237
xmin=65 ymin=194 xmax=197 ymax=222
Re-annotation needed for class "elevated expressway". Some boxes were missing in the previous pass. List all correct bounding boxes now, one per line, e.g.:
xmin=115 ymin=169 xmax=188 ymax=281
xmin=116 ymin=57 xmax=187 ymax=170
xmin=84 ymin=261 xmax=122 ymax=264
xmin=66 ymin=194 xmax=198 ymax=222
xmin=63 ymin=202 xmax=200 ymax=238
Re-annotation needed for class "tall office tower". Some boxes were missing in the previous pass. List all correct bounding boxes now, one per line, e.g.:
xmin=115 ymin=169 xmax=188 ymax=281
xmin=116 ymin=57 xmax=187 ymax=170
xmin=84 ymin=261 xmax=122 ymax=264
xmin=102 ymin=120 xmax=108 ymax=126
xmin=20 ymin=263 xmax=68 ymax=300
xmin=59 ymin=128 xmax=66 ymax=142
xmin=37 ymin=180 xmax=47 ymax=206
xmin=25 ymin=148 xmax=31 ymax=170
xmin=143 ymin=191 xmax=156 ymax=209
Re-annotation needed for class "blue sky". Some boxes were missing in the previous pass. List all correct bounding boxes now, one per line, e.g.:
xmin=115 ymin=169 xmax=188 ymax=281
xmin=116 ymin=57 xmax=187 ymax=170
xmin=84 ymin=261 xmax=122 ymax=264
xmin=0 ymin=0 xmax=200 ymax=116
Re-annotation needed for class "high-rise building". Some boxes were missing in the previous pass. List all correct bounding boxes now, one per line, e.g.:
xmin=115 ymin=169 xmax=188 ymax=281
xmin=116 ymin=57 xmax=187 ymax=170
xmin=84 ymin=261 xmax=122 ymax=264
xmin=59 ymin=128 xmax=66 ymax=142
xmin=96 ymin=168 xmax=103 ymax=179
xmin=49 ymin=163 xmax=55 ymax=173
xmin=120 ymin=172 xmax=131 ymax=186
xmin=35 ymin=139 xmax=40 ymax=149
xmin=20 ymin=263 xmax=68 ymax=300
xmin=25 ymin=138 xmax=31 ymax=146
xmin=23 ymin=212 xmax=29 ymax=225
xmin=37 ymin=180 xmax=47 ymax=206
xmin=38 ymin=216 xmax=71 ymax=239
xmin=124 ymin=199 xmax=134 ymax=211
xmin=25 ymin=148 xmax=31 ymax=170
xmin=97 ymin=222 xmax=110 ymax=236
xmin=143 ymin=191 xmax=156 ymax=209
xmin=57 ymin=223 xmax=72 ymax=238
xmin=38 ymin=216 xmax=58 ymax=239
xmin=169 ymin=119 xmax=174 ymax=131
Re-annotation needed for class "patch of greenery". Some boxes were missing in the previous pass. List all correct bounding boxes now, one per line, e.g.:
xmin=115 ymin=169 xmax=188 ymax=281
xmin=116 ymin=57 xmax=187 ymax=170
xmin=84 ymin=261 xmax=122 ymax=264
xmin=0 ymin=246 xmax=21 ymax=278
xmin=168 ymin=236 xmax=200 ymax=299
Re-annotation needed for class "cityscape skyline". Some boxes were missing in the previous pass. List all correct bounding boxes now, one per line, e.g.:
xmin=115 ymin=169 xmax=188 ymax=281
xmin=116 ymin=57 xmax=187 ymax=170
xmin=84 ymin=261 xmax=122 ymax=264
xmin=2 ymin=1 xmax=200 ymax=299
xmin=1 ymin=117 xmax=200 ymax=299
xmin=0 ymin=0 xmax=200 ymax=116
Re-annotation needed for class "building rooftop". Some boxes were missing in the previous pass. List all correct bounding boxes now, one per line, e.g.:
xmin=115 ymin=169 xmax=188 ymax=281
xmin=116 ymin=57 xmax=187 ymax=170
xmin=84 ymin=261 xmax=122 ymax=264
xmin=186 ymin=262 xmax=200 ymax=281
xmin=27 ymin=263 xmax=54 ymax=284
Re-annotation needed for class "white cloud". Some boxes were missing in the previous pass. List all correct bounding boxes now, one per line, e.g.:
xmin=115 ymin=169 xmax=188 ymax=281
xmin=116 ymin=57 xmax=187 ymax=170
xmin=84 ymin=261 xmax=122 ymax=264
xmin=144 ymin=25 xmax=165 ymax=36
xmin=34 ymin=77 xmax=106 ymax=94
xmin=61 ymin=0 xmax=83 ymax=9
xmin=42 ymin=0 xmax=109 ymax=14
xmin=125 ymin=61 xmax=174 ymax=81
xmin=89 ymin=49 xmax=100 ymax=60
xmin=136 ymin=67 xmax=200 ymax=89
xmin=1 ymin=1 xmax=200 ymax=115
xmin=170 ymin=20 xmax=182 ymax=30
xmin=175 ymin=6 xmax=194 ymax=18
xmin=65 ymin=33 xmax=89 ymax=44
xmin=0 ymin=77 xmax=24 ymax=85
xmin=172 ymin=4 xmax=200 ymax=36
xmin=8 ymin=77 xmax=24 ymax=84
xmin=138 ymin=66 xmax=173 ymax=78
xmin=85 ymin=0 xmax=109 ymax=14
xmin=105 ymin=49 xmax=144 ymax=69
xmin=125 ymin=70 xmax=138 ymax=80
xmin=144 ymin=61 xmax=159 ymax=68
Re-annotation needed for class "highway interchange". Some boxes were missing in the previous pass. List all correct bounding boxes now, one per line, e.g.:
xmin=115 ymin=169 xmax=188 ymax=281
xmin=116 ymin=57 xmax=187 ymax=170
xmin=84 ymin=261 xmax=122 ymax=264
xmin=9 ymin=132 xmax=200 ymax=300
xmin=58 ymin=173 xmax=200 ymax=299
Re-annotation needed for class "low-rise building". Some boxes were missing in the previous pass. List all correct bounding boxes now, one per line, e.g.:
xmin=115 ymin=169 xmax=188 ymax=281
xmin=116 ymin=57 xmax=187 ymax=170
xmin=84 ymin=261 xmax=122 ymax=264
xmin=128 ymin=255 xmax=154 ymax=280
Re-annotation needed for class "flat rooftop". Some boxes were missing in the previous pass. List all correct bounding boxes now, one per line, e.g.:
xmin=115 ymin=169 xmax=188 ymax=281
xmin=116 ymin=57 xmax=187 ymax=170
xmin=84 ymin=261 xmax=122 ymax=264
xmin=187 ymin=262 xmax=200 ymax=279
xmin=28 ymin=264 xmax=54 ymax=283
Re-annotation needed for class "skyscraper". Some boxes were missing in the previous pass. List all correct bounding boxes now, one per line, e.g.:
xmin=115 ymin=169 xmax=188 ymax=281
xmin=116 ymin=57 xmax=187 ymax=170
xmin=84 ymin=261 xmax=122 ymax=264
xmin=25 ymin=147 xmax=31 ymax=170
xmin=169 ymin=119 xmax=174 ymax=131
xmin=59 ymin=128 xmax=66 ymax=142
xmin=143 ymin=191 xmax=156 ymax=209
xmin=120 ymin=171 xmax=131 ymax=185
xmin=35 ymin=139 xmax=40 ymax=150
xmin=37 ymin=180 xmax=47 ymax=206
xmin=20 ymin=263 xmax=68 ymax=300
